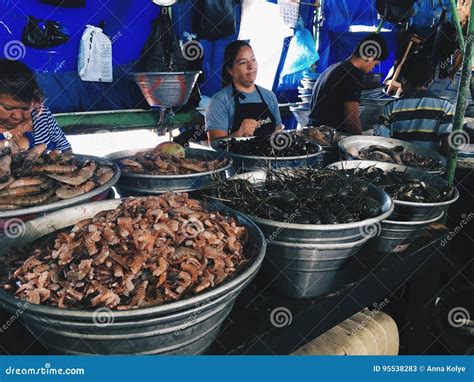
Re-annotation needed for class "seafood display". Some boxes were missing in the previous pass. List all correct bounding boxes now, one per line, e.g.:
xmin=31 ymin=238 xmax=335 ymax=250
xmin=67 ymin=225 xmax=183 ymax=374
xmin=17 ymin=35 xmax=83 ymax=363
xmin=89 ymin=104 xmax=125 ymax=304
xmin=215 ymin=168 xmax=383 ymax=224
xmin=340 ymin=166 xmax=455 ymax=203
xmin=0 ymin=144 xmax=116 ymax=210
xmin=345 ymin=144 xmax=445 ymax=171
xmin=1 ymin=194 xmax=249 ymax=309
xmin=117 ymin=143 xmax=228 ymax=175
xmin=298 ymin=126 xmax=347 ymax=146
xmin=215 ymin=132 xmax=319 ymax=157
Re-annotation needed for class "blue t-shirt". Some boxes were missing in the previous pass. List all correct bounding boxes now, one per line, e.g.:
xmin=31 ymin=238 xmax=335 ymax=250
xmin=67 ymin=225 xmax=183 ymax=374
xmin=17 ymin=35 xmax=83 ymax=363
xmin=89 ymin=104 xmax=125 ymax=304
xmin=205 ymin=85 xmax=282 ymax=133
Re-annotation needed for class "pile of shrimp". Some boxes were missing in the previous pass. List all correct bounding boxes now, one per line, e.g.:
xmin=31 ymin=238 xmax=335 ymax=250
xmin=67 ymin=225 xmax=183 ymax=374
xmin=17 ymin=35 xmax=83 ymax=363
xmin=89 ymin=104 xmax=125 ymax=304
xmin=0 ymin=142 xmax=115 ymax=210
xmin=1 ymin=193 xmax=248 ymax=310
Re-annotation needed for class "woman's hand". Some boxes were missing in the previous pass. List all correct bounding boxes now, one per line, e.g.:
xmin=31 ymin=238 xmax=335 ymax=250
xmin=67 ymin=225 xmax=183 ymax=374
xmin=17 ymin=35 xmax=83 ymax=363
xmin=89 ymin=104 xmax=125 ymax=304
xmin=235 ymin=118 xmax=260 ymax=137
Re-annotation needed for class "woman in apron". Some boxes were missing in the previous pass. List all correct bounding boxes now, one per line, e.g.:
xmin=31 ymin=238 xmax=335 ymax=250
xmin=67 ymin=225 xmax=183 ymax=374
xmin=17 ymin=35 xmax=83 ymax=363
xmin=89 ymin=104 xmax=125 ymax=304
xmin=206 ymin=41 xmax=282 ymax=141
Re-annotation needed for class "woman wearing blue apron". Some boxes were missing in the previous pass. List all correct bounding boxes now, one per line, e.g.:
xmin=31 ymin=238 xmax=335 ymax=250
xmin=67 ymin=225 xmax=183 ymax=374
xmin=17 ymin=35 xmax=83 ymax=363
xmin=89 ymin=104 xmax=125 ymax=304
xmin=206 ymin=41 xmax=282 ymax=141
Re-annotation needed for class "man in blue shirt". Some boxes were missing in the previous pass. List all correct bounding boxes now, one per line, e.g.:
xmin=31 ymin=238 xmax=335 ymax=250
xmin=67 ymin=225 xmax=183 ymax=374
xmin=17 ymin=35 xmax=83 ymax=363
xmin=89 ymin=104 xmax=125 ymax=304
xmin=374 ymin=55 xmax=453 ymax=155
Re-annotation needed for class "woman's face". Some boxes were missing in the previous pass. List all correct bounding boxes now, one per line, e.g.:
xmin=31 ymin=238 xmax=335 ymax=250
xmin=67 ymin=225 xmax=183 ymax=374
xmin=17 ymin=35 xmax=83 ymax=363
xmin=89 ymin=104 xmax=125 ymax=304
xmin=228 ymin=46 xmax=258 ymax=88
xmin=0 ymin=94 xmax=31 ymax=130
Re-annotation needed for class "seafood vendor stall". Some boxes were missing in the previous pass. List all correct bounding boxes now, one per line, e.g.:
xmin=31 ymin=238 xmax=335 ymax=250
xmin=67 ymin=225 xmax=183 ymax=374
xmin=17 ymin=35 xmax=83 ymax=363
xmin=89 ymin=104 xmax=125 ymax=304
xmin=1 ymin=0 xmax=473 ymax=363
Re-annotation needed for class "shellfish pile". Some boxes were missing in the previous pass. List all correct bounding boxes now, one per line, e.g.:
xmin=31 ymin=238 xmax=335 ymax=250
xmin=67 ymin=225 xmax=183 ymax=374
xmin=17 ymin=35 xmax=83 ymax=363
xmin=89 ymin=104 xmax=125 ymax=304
xmin=346 ymin=144 xmax=444 ymax=171
xmin=217 ymin=132 xmax=319 ymax=157
xmin=0 ymin=143 xmax=115 ymax=210
xmin=341 ymin=166 xmax=455 ymax=203
xmin=1 ymin=194 xmax=248 ymax=309
xmin=118 ymin=144 xmax=228 ymax=175
xmin=216 ymin=169 xmax=382 ymax=224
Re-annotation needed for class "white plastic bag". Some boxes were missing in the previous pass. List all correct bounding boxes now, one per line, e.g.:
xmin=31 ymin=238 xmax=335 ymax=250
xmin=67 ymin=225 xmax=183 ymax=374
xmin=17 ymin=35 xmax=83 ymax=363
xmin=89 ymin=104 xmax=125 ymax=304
xmin=78 ymin=25 xmax=113 ymax=82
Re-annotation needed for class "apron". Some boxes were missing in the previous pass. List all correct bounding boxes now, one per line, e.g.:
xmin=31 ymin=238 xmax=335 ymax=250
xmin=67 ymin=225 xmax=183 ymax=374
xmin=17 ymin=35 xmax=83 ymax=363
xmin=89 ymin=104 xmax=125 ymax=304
xmin=230 ymin=85 xmax=277 ymax=136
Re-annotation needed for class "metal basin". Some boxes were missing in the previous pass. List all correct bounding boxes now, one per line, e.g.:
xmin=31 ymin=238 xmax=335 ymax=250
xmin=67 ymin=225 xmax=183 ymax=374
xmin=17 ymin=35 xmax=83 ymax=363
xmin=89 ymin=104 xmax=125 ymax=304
xmin=210 ymin=137 xmax=323 ymax=172
xmin=0 ymin=198 xmax=266 ymax=355
xmin=131 ymin=71 xmax=201 ymax=108
xmin=327 ymin=161 xmax=459 ymax=221
xmin=105 ymin=148 xmax=234 ymax=196
xmin=0 ymin=155 xmax=120 ymax=232
xmin=228 ymin=170 xmax=394 ymax=298
xmin=338 ymin=136 xmax=447 ymax=174
xmin=369 ymin=211 xmax=444 ymax=254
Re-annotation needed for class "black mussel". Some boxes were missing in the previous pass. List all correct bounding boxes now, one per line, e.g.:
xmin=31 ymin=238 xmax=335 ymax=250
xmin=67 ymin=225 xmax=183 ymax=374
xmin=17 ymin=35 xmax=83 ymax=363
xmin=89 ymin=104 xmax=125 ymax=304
xmin=314 ymin=208 xmax=339 ymax=224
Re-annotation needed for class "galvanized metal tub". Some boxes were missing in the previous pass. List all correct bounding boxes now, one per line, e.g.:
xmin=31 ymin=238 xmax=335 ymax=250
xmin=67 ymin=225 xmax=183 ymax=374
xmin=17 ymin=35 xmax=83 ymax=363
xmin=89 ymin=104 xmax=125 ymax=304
xmin=327 ymin=161 xmax=459 ymax=221
xmin=0 ymin=155 xmax=120 ymax=233
xmin=105 ymin=148 xmax=234 ymax=196
xmin=0 ymin=198 xmax=266 ymax=355
xmin=211 ymin=137 xmax=323 ymax=172
xmin=131 ymin=71 xmax=201 ymax=108
xmin=369 ymin=211 xmax=444 ymax=254
xmin=338 ymin=136 xmax=447 ymax=174
xmin=228 ymin=170 xmax=394 ymax=298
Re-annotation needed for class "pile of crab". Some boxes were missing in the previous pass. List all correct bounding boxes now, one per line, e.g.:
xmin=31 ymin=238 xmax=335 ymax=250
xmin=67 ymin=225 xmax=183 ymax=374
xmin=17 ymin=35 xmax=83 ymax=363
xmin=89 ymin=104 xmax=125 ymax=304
xmin=1 ymin=193 xmax=249 ymax=309
xmin=215 ymin=168 xmax=383 ymax=224
xmin=0 ymin=143 xmax=115 ymax=210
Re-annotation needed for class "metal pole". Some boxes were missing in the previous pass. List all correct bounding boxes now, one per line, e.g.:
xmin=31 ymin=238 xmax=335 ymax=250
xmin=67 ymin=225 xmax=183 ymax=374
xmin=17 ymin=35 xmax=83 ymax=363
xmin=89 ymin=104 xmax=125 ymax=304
xmin=375 ymin=19 xmax=384 ymax=34
xmin=449 ymin=0 xmax=466 ymax=49
xmin=446 ymin=1 xmax=474 ymax=185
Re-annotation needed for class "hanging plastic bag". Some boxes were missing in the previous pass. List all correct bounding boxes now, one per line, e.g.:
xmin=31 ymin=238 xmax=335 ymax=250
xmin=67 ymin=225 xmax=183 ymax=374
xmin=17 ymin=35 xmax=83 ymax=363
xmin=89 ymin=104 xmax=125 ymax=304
xmin=22 ymin=16 xmax=70 ymax=49
xmin=280 ymin=20 xmax=319 ymax=78
xmin=138 ymin=11 xmax=187 ymax=72
xmin=78 ymin=25 xmax=113 ymax=82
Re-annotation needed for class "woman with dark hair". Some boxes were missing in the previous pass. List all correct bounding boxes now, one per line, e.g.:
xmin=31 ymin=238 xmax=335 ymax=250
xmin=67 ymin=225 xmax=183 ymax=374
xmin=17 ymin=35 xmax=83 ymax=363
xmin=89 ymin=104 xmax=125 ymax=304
xmin=206 ymin=40 xmax=282 ymax=141
xmin=0 ymin=59 xmax=71 ymax=152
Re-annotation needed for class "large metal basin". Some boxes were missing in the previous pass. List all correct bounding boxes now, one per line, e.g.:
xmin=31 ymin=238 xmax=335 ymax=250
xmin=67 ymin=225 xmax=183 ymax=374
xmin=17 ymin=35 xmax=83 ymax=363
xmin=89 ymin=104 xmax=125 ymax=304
xmin=131 ymin=71 xmax=201 ymax=108
xmin=0 ymin=155 xmax=120 ymax=232
xmin=327 ymin=161 xmax=459 ymax=221
xmin=369 ymin=211 xmax=444 ymax=254
xmin=105 ymin=148 xmax=233 ymax=196
xmin=338 ymin=136 xmax=447 ymax=174
xmin=228 ymin=170 xmax=394 ymax=298
xmin=0 ymin=198 xmax=266 ymax=355
xmin=211 ymin=137 xmax=323 ymax=172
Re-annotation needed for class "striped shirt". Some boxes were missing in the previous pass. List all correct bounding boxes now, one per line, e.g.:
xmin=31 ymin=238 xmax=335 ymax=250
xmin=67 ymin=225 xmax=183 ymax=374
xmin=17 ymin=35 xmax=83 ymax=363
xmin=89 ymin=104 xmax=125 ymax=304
xmin=374 ymin=89 xmax=453 ymax=152
xmin=31 ymin=107 xmax=71 ymax=151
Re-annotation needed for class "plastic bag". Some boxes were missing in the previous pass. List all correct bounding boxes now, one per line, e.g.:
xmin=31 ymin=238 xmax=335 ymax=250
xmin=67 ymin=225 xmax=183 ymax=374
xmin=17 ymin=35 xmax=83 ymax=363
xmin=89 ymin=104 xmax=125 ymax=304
xmin=22 ymin=16 xmax=70 ymax=49
xmin=78 ymin=25 xmax=113 ymax=82
xmin=138 ymin=12 xmax=187 ymax=72
xmin=280 ymin=20 xmax=319 ymax=78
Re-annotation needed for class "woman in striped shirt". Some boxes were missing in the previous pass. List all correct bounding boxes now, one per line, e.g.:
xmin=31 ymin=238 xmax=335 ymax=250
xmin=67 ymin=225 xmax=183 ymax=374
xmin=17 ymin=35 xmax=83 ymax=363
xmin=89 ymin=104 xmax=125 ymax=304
xmin=0 ymin=59 xmax=71 ymax=152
